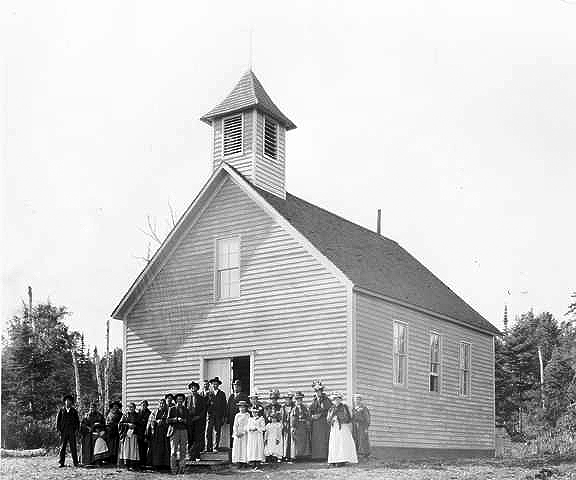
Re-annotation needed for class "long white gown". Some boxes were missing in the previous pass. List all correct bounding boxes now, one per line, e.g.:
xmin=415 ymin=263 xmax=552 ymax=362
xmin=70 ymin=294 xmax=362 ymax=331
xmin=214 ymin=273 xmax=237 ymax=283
xmin=232 ymin=412 xmax=250 ymax=463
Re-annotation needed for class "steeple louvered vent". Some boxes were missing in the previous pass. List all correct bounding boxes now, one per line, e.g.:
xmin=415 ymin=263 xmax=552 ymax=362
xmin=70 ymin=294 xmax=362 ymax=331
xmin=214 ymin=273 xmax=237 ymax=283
xmin=223 ymin=114 xmax=243 ymax=156
xmin=264 ymin=117 xmax=278 ymax=160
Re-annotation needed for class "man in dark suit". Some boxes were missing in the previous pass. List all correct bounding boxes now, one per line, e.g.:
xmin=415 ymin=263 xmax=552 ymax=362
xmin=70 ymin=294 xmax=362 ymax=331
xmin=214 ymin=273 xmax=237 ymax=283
xmin=205 ymin=377 xmax=227 ymax=452
xmin=186 ymin=381 xmax=206 ymax=461
xmin=227 ymin=379 xmax=249 ymax=450
xmin=56 ymin=394 xmax=80 ymax=467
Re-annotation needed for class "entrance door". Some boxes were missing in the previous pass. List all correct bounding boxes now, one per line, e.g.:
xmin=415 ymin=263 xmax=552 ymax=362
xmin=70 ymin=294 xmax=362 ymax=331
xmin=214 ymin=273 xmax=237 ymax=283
xmin=204 ymin=358 xmax=231 ymax=445
xmin=231 ymin=356 xmax=251 ymax=396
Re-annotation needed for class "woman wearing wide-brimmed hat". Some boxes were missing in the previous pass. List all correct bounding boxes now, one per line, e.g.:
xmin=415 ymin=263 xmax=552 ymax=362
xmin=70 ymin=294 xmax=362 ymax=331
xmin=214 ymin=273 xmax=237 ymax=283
xmin=326 ymin=392 xmax=357 ymax=465
xmin=290 ymin=391 xmax=311 ymax=459
xmin=309 ymin=380 xmax=332 ymax=460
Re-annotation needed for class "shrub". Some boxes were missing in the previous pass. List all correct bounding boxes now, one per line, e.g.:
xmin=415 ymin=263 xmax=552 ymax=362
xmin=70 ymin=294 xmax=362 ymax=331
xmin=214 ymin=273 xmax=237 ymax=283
xmin=1 ymin=414 xmax=60 ymax=450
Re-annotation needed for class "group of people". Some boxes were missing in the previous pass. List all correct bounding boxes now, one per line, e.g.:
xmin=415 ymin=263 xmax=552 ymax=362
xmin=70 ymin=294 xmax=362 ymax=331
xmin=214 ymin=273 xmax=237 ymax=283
xmin=56 ymin=377 xmax=371 ymax=474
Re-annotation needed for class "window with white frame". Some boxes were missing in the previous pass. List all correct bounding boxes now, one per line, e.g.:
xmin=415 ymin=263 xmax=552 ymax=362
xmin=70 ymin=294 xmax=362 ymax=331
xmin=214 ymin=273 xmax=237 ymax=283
xmin=458 ymin=342 xmax=471 ymax=396
xmin=429 ymin=333 xmax=441 ymax=392
xmin=223 ymin=114 xmax=243 ymax=157
xmin=393 ymin=321 xmax=408 ymax=386
xmin=215 ymin=237 xmax=240 ymax=299
xmin=263 ymin=116 xmax=278 ymax=159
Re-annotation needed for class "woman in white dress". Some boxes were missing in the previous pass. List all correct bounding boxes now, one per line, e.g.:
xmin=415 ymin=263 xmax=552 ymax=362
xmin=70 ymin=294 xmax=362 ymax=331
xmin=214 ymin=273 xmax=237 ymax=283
xmin=264 ymin=389 xmax=284 ymax=462
xmin=326 ymin=392 xmax=358 ymax=466
xmin=246 ymin=404 xmax=266 ymax=468
xmin=232 ymin=401 xmax=250 ymax=466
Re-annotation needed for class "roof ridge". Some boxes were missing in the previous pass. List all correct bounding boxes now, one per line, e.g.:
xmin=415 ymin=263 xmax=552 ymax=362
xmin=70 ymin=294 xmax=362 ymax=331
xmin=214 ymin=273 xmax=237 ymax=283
xmin=284 ymin=191 xmax=399 ymax=246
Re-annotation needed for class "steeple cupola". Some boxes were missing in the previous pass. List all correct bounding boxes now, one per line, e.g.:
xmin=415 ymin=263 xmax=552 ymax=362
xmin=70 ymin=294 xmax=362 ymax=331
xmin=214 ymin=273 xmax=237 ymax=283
xmin=201 ymin=70 xmax=296 ymax=199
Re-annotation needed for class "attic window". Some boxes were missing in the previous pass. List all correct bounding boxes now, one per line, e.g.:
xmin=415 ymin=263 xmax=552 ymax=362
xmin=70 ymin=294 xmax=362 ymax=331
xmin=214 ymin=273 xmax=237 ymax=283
xmin=264 ymin=117 xmax=278 ymax=159
xmin=223 ymin=114 xmax=243 ymax=157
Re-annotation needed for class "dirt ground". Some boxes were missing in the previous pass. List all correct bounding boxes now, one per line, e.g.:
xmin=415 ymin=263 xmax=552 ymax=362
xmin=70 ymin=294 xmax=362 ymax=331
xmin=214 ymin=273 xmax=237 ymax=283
xmin=1 ymin=455 xmax=575 ymax=480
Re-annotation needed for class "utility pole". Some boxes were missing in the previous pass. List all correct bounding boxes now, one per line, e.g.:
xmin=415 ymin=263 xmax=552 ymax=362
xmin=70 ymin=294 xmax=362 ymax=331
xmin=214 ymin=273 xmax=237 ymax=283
xmin=105 ymin=319 xmax=110 ymax=410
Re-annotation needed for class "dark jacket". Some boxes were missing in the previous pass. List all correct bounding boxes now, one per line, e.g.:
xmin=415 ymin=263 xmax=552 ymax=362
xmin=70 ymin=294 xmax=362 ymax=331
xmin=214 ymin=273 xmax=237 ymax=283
xmin=167 ymin=404 xmax=189 ymax=430
xmin=186 ymin=393 xmax=206 ymax=423
xmin=57 ymin=407 xmax=80 ymax=434
xmin=206 ymin=389 xmax=227 ymax=420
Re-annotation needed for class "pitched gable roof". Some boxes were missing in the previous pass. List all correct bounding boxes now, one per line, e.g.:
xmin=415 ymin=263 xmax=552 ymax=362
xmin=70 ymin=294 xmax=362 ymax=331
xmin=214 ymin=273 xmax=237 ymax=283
xmin=254 ymin=187 xmax=500 ymax=336
xmin=200 ymin=70 xmax=296 ymax=130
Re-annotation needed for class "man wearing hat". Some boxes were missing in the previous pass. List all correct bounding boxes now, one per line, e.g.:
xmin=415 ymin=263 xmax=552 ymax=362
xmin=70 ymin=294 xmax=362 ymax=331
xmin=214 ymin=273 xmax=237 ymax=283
xmin=186 ymin=381 xmax=206 ymax=461
xmin=205 ymin=377 xmax=227 ymax=452
xmin=56 ymin=394 xmax=80 ymax=467
xmin=167 ymin=393 xmax=189 ymax=474
xmin=227 ymin=379 xmax=249 ymax=452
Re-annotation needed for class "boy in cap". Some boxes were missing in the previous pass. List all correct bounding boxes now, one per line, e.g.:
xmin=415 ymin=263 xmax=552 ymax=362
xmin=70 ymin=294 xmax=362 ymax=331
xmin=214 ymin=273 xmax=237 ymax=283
xmin=167 ymin=393 xmax=189 ymax=474
xmin=56 ymin=394 xmax=80 ymax=467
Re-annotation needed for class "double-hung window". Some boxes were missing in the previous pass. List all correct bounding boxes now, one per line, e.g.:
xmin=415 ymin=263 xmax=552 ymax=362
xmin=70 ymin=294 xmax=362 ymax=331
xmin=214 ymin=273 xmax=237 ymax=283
xmin=393 ymin=321 xmax=408 ymax=386
xmin=215 ymin=237 xmax=240 ymax=300
xmin=429 ymin=333 xmax=441 ymax=392
xmin=458 ymin=342 xmax=471 ymax=396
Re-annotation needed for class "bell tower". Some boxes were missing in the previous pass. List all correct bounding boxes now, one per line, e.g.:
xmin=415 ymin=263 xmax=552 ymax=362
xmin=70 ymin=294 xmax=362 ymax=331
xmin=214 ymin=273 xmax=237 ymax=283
xmin=201 ymin=70 xmax=296 ymax=199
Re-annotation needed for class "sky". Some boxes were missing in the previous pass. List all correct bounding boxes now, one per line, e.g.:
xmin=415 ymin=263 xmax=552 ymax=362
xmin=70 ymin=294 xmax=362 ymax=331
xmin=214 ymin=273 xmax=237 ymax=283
xmin=2 ymin=0 xmax=575 ymax=352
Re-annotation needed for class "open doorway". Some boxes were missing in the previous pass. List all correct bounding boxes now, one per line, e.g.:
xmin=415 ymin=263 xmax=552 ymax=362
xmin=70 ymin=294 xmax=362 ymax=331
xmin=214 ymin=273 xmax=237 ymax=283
xmin=231 ymin=356 xmax=250 ymax=396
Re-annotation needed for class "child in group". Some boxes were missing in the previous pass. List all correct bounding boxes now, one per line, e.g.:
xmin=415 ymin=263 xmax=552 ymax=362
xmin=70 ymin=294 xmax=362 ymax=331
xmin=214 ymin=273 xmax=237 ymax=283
xmin=92 ymin=423 xmax=110 ymax=465
xmin=352 ymin=394 xmax=371 ymax=459
xmin=232 ymin=400 xmax=250 ymax=467
xmin=246 ymin=403 xmax=266 ymax=469
xmin=264 ymin=389 xmax=283 ymax=463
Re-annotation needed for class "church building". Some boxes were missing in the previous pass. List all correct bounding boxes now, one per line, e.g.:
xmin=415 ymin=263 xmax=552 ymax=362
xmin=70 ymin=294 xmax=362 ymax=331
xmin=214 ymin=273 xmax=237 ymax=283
xmin=112 ymin=70 xmax=500 ymax=457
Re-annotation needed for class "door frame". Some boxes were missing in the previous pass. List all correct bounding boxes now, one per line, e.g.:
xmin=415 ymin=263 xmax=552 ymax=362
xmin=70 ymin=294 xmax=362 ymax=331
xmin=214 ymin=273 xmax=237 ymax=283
xmin=199 ymin=350 xmax=255 ymax=393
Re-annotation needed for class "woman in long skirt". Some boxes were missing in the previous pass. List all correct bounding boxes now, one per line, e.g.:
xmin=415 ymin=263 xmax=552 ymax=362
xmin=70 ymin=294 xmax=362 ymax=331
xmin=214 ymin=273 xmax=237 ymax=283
xmin=231 ymin=401 xmax=250 ymax=466
xmin=309 ymin=380 xmax=332 ymax=460
xmin=118 ymin=403 xmax=140 ymax=469
xmin=352 ymin=394 xmax=370 ymax=458
xmin=290 ymin=391 xmax=311 ymax=459
xmin=106 ymin=401 xmax=123 ymax=465
xmin=281 ymin=392 xmax=295 ymax=462
xmin=80 ymin=403 xmax=106 ymax=466
xmin=146 ymin=397 xmax=171 ymax=470
xmin=326 ymin=392 xmax=357 ymax=466
xmin=264 ymin=389 xmax=284 ymax=462
xmin=246 ymin=405 xmax=266 ymax=467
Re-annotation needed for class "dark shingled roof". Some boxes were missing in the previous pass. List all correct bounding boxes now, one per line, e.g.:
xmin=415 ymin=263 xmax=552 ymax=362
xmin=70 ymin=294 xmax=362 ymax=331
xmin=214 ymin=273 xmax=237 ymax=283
xmin=201 ymin=70 xmax=296 ymax=130
xmin=255 ymin=187 xmax=499 ymax=336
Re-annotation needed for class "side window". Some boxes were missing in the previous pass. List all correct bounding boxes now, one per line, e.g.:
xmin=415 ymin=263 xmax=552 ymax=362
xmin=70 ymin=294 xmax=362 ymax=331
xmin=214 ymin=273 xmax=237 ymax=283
xmin=393 ymin=321 xmax=408 ymax=386
xmin=215 ymin=237 xmax=240 ymax=299
xmin=458 ymin=342 xmax=471 ymax=396
xmin=429 ymin=333 xmax=441 ymax=392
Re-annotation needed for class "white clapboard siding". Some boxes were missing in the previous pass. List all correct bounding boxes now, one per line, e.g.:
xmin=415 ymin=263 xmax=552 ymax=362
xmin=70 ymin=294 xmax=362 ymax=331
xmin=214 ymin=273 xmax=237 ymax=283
xmin=253 ymin=111 xmax=286 ymax=199
xmin=212 ymin=112 xmax=254 ymax=180
xmin=125 ymin=176 xmax=348 ymax=408
xmin=355 ymin=291 xmax=495 ymax=450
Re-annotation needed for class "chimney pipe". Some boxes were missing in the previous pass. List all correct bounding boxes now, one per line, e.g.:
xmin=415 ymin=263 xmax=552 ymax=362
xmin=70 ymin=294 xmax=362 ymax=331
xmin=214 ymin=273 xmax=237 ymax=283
xmin=377 ymin=209 xmax=381 ymax=235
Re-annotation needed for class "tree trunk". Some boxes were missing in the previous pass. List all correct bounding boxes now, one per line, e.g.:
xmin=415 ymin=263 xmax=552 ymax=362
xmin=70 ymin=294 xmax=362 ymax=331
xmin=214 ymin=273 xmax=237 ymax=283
xmin=72 ymin=351 xmax=81 ymax=414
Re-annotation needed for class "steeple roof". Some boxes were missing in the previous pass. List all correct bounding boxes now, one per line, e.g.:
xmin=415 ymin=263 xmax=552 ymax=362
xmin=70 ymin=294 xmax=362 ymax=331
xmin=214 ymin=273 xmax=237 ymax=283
xmin=201 ymin=70 xmax=296 ymax=130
